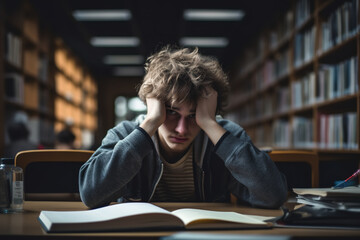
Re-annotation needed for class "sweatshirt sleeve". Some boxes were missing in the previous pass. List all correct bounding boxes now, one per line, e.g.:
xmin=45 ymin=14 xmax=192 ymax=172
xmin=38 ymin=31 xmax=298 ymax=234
xmin=214 ymin=120 xmax=288 ymax=208
xmin=79 ymin=122 xmax=155 ymax=208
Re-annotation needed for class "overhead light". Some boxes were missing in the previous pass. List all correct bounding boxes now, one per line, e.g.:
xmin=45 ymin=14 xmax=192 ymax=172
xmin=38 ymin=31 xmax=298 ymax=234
xmin=103 ymin=55 xmax=144 ymax=65
xmin=73 ymin=10 xmax=132 ymax=21
xmin=113 ymin=66 xmax=144 ymax=76
xmin=184 ymin=9 xmax=245 ymax=21
xmin=90 ymin=37 xmax=140 ymax=47
xmin=180 ymin=37 xmax=229 ymax=47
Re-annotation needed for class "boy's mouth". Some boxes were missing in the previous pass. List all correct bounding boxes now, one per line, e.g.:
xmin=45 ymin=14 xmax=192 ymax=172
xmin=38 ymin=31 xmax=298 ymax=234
xmin=170 ymin=136 xmax=188 ymax=143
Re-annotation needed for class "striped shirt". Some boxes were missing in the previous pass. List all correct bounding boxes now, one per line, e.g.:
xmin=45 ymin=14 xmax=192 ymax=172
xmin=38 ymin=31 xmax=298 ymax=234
xmin=151 ymin=146 xmax=196 ymax=202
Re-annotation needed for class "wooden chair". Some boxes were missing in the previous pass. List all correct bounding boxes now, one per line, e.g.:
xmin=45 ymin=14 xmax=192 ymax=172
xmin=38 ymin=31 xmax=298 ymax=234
xmin=14 ymin=149 xmax=94 ymax=201
xmin=268 ymin=150 xmax=319 ymax=188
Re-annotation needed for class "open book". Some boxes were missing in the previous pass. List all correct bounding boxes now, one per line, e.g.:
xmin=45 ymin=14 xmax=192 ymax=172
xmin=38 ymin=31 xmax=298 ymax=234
xmin=38 ymin=202 xmax=271 ymax=233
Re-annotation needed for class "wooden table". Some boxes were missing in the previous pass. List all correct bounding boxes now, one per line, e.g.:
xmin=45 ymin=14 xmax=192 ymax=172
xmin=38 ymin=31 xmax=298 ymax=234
xmin=0 ymin=201 xmax=359 ymax=239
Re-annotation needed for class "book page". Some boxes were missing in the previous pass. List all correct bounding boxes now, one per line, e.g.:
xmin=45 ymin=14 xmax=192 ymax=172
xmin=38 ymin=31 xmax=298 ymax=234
xmin=40 ymin=202 xmax=171 ymax=224
xmin=171 ymin=208 xmax=266 ymax=226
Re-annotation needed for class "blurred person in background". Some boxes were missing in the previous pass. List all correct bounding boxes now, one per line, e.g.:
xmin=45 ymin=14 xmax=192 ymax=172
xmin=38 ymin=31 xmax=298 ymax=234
xmin=4 ymin=121 xmax=38 ymax=158
xmin=55 ymin=128 xmax=76 ymax=149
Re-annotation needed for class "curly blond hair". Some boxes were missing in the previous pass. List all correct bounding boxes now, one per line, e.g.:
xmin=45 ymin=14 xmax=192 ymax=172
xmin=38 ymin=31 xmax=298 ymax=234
xmin=138 ymin=46 xmax=229 ymax=114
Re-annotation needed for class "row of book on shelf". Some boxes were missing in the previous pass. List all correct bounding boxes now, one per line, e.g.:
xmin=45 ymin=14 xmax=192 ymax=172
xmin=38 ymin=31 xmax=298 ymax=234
xmin=292 ymin=56 xmax=358 ymax=109
xmin=5 ymin=31 xmax=49 ymax=78
xmin=255 ymin=49 xmax=290 ymax=90
xmin=233 ymin=54 xmax=358 ymax=120
xmin=295 ymin=0 xmax=359 ymax=67
xmin=319 ymin=0 xmax=359 ymax=53
xmin=238 ymin=0 xmax=359 ymax=82
xmin=271 ymin=112 xmax=358 ymax=150
xmin=256 ymin=0 xmax=358 ymax=87
xmin=246 ymin=34 xmax=357 ymax=96
xmin=5 ymin=72 xmax=50 ymax=112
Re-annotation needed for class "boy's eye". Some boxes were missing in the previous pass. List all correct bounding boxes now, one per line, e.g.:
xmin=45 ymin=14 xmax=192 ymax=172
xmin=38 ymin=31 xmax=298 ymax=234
xmin=166 ymin=109 xmax=178 ymax=115
xmin=188 ymin=114 xmax=196 ymax=119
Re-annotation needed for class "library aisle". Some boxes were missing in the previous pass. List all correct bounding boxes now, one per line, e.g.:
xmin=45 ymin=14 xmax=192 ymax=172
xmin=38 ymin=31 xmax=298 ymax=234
xmin=0 ymin=0 xmax=98 ymax=156
xmin=226 ymin=0 xmax=360 ymax=187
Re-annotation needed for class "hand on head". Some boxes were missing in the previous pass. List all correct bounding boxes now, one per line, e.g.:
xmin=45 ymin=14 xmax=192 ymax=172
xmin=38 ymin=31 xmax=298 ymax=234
xmin=141 ymin=87 xmax=219 ymax=136
xmin=145 ymin=97 xmax=166 ymax=126
xmin=140 ymin=97 xmax=166 ymax=136
xmin=196 ymin=87 xmax=218 ymax=129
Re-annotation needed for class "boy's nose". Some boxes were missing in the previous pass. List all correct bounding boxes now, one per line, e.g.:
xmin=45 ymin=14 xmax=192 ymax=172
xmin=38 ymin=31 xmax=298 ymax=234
xmin=175 ymin=117 xmax=188 ymax=135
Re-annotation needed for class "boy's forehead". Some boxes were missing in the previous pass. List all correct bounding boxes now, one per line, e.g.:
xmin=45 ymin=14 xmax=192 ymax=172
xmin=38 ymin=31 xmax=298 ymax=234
xmin=165 ymin=101 xmax=196 ymax=112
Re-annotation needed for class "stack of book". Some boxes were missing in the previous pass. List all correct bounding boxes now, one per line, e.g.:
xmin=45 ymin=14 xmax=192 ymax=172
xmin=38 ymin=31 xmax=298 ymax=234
xmin=278 ymin=186 xmax=360 ymax=228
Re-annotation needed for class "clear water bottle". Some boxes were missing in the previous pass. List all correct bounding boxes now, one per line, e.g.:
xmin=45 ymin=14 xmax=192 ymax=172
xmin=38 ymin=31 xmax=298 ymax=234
xmin=0 ymin=158 xmax=24 ymax=213
xmin=11 ymin=166 xmax=23 ymax=211
xmin=0 ymin=168 xmax=10 ymax=210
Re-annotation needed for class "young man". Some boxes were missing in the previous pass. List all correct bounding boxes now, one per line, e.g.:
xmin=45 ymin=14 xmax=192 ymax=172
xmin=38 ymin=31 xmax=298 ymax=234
xmin=79 ymin=46 xmax=288 ymax=209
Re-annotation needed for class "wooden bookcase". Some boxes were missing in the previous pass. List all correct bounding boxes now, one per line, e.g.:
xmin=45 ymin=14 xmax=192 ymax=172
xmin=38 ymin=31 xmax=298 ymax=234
xmin=227 ymin=0 xmax=360 ymax=185
xmin=53 ymin=39 xmax=98 ymax=149
xmin=0 ymin=0 xmax=98 ymax=155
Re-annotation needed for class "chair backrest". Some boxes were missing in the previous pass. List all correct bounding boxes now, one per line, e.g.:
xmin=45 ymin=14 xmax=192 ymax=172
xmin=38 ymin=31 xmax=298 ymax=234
xmin=14 ymin=149 xmax=94 ymax=201
xmin=268 ymin=150 xmax=319 ymax=188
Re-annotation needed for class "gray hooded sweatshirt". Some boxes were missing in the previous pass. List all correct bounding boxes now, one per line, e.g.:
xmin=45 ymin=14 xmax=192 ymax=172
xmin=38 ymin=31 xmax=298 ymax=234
xmin=79 ymin=115 xmax=288 ymax=209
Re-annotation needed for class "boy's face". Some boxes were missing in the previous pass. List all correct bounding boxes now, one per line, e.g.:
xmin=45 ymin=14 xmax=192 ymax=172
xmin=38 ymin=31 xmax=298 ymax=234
xmin=158 ymin=101 xmax=201 ymax=160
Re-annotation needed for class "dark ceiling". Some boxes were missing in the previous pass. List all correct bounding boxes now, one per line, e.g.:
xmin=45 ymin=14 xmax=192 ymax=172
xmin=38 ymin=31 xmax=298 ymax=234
xmin=30 ymin=0 xmax=290 ymax=79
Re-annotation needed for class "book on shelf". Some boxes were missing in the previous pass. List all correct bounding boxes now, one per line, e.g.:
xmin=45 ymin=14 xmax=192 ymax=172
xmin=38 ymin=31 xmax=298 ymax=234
xmin=295 ymin=0 xmax=313 ymax=28
xmin=317 ymin=57 xmax=358 ymax=103
xmin=5 ymin=32 xmax=22 ymax=68
xmin=275 ymin=86 xmax=290 ymax=114
xmin=272 ymin=119 xmax=290 ymax=148
xmin=292 ymin=116 xmax=313 ymax=149
xmin=318 ymin=112 xmax=358 ymax=150
xmin=291 ymin=72 xmax=315 ymax=109
xmin=294 ymin=25 xmax=315 ymax=67
xmin=38 ymin=202 xmax=271 ymax=233
xmin=319 ymin=0 xmax=358 ymax=53
xmin=4 ymin=73 xmax=24 ymax=104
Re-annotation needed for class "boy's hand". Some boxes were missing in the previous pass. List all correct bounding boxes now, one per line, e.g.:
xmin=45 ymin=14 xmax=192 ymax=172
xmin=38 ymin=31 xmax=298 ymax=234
xmin=196 ymin=87 xmax=218 ymax=129
xmin=140 ymin=98 xmax=166 ymax=136
xmin=196 ymin=87 xmax=226 ymax=145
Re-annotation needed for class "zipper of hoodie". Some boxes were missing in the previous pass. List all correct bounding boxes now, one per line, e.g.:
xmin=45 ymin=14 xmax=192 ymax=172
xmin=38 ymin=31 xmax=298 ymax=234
xmin=148 ymin=163 xmax=163 ymax=201
xmin=201 ymin=170 xmax=205 ymax=201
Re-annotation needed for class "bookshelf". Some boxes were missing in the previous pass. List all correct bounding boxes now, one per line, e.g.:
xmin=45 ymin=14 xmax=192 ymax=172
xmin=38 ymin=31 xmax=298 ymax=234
xmin=227 ymin=0 xmax=360 ymax=185
xmin=0 ymin=0 xmax=98 ymax=155
xmin=54 ymin=39 xmax=98 ymax=149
